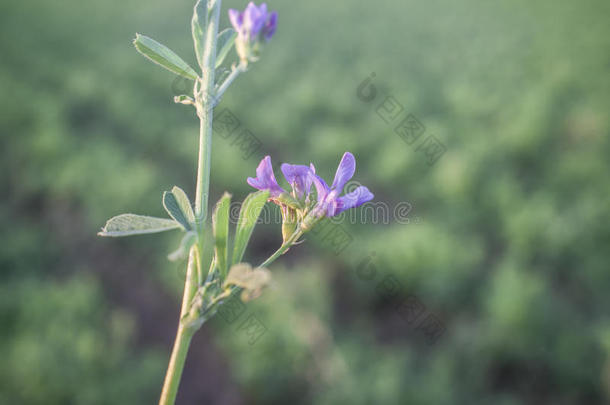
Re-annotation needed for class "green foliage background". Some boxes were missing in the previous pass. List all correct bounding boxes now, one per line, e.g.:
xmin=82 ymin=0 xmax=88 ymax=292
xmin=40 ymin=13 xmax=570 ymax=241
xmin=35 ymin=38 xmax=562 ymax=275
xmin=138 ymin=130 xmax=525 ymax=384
xmin=1 ymin=0 xmax=609 ymax=403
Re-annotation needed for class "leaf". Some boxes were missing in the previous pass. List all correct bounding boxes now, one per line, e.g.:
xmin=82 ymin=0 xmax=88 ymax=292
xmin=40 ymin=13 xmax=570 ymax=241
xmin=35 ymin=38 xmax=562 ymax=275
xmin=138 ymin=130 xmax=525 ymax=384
xmin=232 ymin=191 xmax=269 ymax=264
xmin=215 ymin=28 xmax=237 ymax=68
xmin=191 ymin=0 xmax=208 ymax=69
xmin=133 ymin=33 xmax=199 ymax=80
xmin=163 ymin=186 xmax=195 ymax=231
xmin=212 ymin=192 xmax=231 ymax=279
xmin=224 ymin=263 xmax=271 ymax=301
xmin=98 ymin=214 xmax=180 ymax=237
xmin=168 ymin=231 xmax=198 ymax=262
xmin=174 ymin=95 xmax=194 ymax=105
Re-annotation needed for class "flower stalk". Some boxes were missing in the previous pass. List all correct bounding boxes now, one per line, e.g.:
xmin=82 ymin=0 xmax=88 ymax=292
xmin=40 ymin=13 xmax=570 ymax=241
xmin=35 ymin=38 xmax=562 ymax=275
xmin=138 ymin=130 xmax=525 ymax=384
xmin=215 ymin=61 xmax=247 ymax=100
xmin=260 ymin=228 xmax=304 ymax=268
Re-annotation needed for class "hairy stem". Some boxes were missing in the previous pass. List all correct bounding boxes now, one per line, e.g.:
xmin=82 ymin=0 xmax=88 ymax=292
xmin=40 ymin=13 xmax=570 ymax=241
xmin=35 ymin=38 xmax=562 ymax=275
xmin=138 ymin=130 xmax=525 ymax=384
xmin=159 ymin=1 xmax=222 ymax=404
xmin=194 ymin=0 xmax=222 ymax=222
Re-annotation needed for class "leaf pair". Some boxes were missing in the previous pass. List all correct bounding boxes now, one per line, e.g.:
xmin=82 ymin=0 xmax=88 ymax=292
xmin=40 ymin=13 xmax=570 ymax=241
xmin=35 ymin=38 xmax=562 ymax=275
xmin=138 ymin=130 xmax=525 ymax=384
xmin=98 ymin=186 xmax=197 ymax=261
xmin=133 ymin=0 xmax=236 ymax=82
xmin=133 ymin=34 xmax=199 ymax=80
xmin=99 ymin=188 xmax=269 ymax=268
xmin=211 ymin=190 xmax=269 ymax=279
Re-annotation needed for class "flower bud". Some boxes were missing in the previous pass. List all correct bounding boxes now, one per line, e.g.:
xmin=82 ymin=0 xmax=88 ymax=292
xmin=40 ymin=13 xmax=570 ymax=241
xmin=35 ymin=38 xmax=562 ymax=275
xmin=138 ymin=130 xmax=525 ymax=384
xmin=281 ymin=206 xmax=297 ymax=243
xmin=228 ymin=2 xmax=277 ymax=64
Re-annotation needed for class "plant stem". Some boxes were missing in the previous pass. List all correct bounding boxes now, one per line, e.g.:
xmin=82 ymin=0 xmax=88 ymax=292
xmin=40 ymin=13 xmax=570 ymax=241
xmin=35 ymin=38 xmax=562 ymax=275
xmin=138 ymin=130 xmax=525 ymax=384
xmin=194 ymin=105 xmax=212 ymax=224
xmin=194 ymin=0 xmax=222 ymax=223
xmin=158 ymin=325 xmax=194 ymax=404
xmin=159 ymin=1 xmax=222 ymax=404
xmin=259 ymin=229 xmax=304 ymax=268
xmin=215 ymin=61 xmax=246 ymax=101
xmin=159 ymin=249 xmax=197 ymax=405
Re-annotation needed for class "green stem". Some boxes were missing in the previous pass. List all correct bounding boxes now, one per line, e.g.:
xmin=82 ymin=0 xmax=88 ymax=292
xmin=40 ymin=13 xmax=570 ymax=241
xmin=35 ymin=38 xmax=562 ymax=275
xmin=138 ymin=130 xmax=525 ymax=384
xmin=194 ymin=103 xmax=212 ymax=224
xmin=215 ymin=61 xmax=246 ymax=101
xmin=194 ymin=0 xmax=222 ymax=223
xmin=159 ymin=1 xmax=222 ymax=404
xmin=158 ymin=326 xmax=194 ymax=405
xmin=259 ymin=229 xmax=304 ymax=268
xmin=159 ymin=250 xmax=197 ymax=405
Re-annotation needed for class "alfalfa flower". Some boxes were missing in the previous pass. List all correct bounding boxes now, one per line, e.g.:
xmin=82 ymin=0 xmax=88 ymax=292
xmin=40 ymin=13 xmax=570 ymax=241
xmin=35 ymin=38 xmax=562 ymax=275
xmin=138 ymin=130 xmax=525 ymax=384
xmin=281 ymin=163 xmax=315 ymax=200
xmin=309 ymin=152 xmax=374 ymax=218
xmin=247 ymin=153 xmax=374 ymax=235
xmin=247 ymin=156 xmax=305 ymax=242
xmin=228 ymin=2 xmax=278 ymax=64
xmin=247 ymin=155 xmax=286 ymax=198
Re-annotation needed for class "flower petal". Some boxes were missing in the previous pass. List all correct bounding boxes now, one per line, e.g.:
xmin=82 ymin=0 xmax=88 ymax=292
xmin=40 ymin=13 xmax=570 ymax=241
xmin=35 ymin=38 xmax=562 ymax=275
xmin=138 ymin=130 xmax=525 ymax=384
xmin=311 ymin=173 xmax=330 ymax=202
xmin=263 ymin=11 xmax=278 ymax=40
xmin=281 ymin=163 xmax=313 ymax=197
xmin=228 ymin=9 xmax=243 ymax=31
xmin=259 ymin=3 xmax=268 ymax=15
xmin=244 ymin=1 xmax=265 ymax=37
xmin=336 ymin=186 xmax=374 ymax=214
xmin=331 ymin=152 xmax=356 ymax=191
xmin=247 ymin=156 xmax=285 ymax=197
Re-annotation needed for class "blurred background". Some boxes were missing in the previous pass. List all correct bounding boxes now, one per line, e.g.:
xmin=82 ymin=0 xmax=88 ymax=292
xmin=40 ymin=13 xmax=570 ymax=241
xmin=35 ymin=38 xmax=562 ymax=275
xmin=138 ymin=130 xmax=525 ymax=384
xmin=1 ymin=0 xmax=609 ymax=403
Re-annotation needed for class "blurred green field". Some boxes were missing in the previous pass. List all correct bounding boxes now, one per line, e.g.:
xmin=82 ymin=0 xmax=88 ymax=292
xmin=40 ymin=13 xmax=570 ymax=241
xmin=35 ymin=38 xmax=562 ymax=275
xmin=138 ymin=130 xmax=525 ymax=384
xmin=1 ymin=0 xmax=610 ymax=403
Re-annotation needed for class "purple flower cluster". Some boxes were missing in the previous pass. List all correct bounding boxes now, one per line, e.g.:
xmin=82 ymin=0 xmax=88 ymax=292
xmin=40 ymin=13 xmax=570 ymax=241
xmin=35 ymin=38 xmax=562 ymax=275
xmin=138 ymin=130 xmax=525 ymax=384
xmin=247 ymin=152 xmax=374 ymax=219
xmin=229 ymin=2 xmax=277 ymax=62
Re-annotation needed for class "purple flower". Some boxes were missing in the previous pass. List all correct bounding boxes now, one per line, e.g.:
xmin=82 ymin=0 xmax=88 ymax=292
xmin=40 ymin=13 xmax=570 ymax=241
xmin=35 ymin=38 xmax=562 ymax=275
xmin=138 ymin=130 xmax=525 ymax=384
xmin=262 ymin=10 xmax=278 ymax=40
xmin=229 ymin=2 xmax=277 ymax=62
xmin=281 ymin=163 xmax=315 ymax=199
xmin=247 ymin=156 xmax=285 ymax=198
xmin=247 ymin=153 xmax=373 ymax=221
xmin=311 ymin=152 xmax=374 ymax=217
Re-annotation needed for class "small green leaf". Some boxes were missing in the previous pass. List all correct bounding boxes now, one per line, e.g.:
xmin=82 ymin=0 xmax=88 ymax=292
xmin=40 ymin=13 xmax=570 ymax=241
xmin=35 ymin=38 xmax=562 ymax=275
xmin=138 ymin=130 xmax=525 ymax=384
xmin=168 ymin=231 xmax=198 ymax=262
xmin=174 ymin=95 xmax=194 ymax=105
xmin=191 ymin=0 xmax=208 ymax=69
xmin=215 ymin=28 xmax=237 ymax=68
xmin=212 ymin=192 xmax=231 ymax=279
xmin=163 ymin=186 xmax=195 ymax=231
xmin=232 ymin=190 xmax=269 ymax=264
xmin=133 ymin=33 xmax=199 ymax=80
xmin=224 ymin=263 xmax=271 ymax=301
xmin=171 ymin=186 xmax=196 ymax=223
xmin=98 ymin=214 xmax=180 ymax=237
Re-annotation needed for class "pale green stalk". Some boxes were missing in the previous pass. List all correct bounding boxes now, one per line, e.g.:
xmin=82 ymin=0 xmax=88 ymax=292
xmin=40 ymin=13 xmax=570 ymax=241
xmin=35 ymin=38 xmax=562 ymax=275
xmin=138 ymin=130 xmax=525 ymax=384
xmin=159 ymin=1 xmax=222 ymax=404
xmin=259 ymin=229 xmax=304 ymax=268
xmin=158 ymin=249 xmax=197 ymax=405
xmin=215 ymin=61 xmax=246 ymax=100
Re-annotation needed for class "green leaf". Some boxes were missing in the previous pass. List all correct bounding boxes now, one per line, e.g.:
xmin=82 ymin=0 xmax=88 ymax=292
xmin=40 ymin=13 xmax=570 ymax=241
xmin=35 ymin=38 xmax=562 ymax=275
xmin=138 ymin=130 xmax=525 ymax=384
xmin=98 ymin=214 xmax=180 ymax=237
xmin=133 ymin=33 xmax=199 ymax=80
xmin=163 ymin=186 xmax=195 ymax=231
xmin=224 ymin=263 xmax=271 ymax=301
xmin=215 ymin=28 xmax=237 ymax=68
xmin=232 ymin=190 xmax=269 ymax=264
xmin=168 ymin=231 xmax=198 ymax=262
xmin=174 ymin=95 xmax=194 ymax=105
xmin=191 ymin=0 xmax=208 ymax=69
xmin=212 ymin=192 xmax=231 ymax=279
